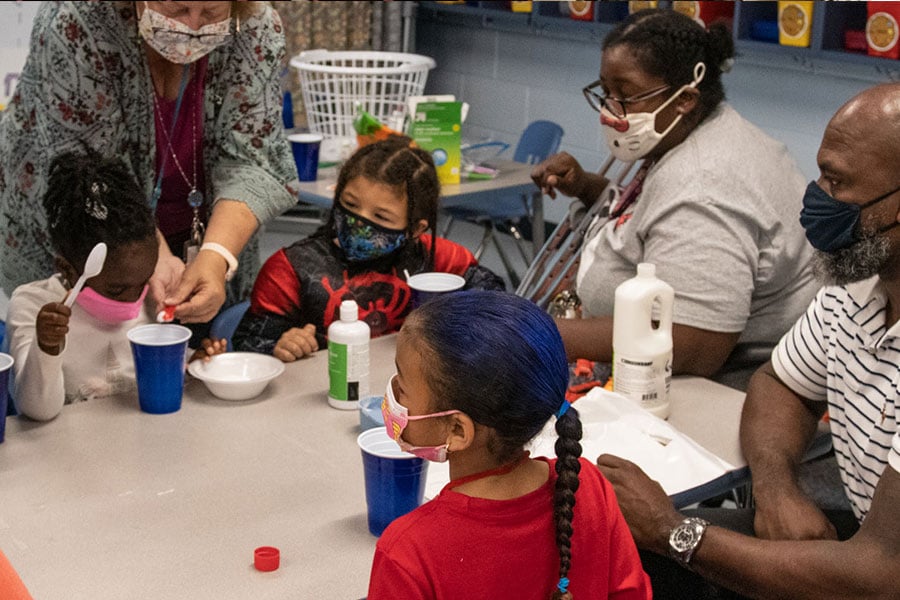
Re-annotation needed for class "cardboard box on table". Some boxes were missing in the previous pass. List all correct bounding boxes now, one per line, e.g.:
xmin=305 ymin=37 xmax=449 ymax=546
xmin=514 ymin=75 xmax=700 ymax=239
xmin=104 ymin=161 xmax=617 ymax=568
xmin=408 ymin=100 xmax=463 ymax=186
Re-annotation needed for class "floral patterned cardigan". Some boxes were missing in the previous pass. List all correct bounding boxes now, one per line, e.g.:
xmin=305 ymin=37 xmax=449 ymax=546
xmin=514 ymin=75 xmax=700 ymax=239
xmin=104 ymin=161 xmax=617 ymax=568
xmin=0 ymin=1 xmax=299 ymax=303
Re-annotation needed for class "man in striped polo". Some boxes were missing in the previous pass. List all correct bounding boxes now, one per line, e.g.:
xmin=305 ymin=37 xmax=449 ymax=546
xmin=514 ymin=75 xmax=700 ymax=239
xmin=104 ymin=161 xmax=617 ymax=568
xmin=597 ymin=82 xmax=900 ymax=599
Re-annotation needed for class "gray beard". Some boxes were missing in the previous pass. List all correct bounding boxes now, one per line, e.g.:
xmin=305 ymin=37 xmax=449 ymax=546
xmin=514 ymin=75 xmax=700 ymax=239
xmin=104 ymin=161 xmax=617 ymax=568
xmin=812 ymin=230 xmax=891 ymax=286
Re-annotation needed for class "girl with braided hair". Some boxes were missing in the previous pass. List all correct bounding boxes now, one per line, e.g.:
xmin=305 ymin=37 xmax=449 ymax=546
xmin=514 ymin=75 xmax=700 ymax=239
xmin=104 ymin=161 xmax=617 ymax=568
xmin=368 ymin=290 xmax=650 ymax=599
xmin=534 ymin=8 xmax=817 ymax=388
xmin=233 ymin=137 xmax=504 ymax=362
xmin=6 ymin=150 xmax=225 ymax=421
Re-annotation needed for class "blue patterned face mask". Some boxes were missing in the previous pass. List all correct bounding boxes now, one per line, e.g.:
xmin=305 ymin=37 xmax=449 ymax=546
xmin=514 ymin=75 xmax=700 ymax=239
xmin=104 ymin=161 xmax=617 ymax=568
xmin=333 ymin=203 xmax=407 ymax=262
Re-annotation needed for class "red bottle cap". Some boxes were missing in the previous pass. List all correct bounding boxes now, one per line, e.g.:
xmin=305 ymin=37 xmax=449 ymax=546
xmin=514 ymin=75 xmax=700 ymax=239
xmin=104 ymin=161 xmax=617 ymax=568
xmin=254 ymin=546 xmax=280 ymax=572
xmin=156 ymin=305 xmax=177 ymax=323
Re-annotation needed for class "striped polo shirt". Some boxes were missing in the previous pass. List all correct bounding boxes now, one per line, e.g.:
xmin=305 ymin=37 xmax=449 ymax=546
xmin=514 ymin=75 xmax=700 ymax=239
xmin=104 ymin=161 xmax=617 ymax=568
xmin=771 ymin=276 xmax=900 ymax=521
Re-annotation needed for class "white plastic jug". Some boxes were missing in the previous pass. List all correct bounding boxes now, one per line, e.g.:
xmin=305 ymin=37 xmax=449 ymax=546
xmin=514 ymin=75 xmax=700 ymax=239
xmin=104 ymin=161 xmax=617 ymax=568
xmin=612 ymin=263 xmax=674 ymax=419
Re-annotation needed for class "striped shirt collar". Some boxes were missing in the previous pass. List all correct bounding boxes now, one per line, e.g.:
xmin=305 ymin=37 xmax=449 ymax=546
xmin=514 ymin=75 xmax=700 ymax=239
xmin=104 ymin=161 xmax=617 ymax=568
xmin=843 ymin=275 xmax=900 ymax=348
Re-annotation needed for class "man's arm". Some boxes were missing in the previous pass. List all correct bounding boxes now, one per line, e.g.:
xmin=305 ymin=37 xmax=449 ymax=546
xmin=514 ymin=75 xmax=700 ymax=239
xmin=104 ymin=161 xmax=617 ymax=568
xmin=598 ymin=456 xmax=900 ymax=600
xmin=691 ymin=467 xmax=900 ymax=599
xmin=555 ymin=317 xmax=739 ymax=377
xmin=741 ymin=361 xmax=836 ymax=540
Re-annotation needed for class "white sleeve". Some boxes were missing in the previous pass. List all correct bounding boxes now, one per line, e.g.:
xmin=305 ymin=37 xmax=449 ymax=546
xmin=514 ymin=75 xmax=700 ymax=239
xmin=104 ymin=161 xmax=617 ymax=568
xmin=771 ymin=288 xmax=828 ymax=402
xmin=7 ymin=287 xmax=66 ymax=421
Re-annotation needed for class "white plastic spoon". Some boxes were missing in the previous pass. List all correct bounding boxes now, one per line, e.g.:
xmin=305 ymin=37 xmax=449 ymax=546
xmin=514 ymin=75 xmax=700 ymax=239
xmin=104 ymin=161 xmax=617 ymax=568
xmin=64 ymin=242 xmax=108 ymax=308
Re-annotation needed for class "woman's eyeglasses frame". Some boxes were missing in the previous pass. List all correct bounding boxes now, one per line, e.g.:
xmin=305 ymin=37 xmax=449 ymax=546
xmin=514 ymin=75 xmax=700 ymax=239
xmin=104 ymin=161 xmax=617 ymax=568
xmin=582 ymin=81 xmax=672 ymax=118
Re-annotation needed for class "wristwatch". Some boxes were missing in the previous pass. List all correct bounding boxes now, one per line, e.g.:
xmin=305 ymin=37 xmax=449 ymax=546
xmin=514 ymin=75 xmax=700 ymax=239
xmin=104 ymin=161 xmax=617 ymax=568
xmin=668 ymin=517 xmax=709 ymax=568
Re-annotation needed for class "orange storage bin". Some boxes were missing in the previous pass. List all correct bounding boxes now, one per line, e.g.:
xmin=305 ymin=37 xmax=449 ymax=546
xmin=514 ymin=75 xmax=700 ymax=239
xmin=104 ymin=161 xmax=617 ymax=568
xmin=568 ymin=1 xmax=594 ymax=21
xmin=867 ymin=2 xmax=900 ymax=59
xmin=778 ymin=1 xmax=814 ymax=48
xmin=629 ymin=1 xmax=659 ymax=14
xmin=672 ymin=1 xmax=734 ymax=29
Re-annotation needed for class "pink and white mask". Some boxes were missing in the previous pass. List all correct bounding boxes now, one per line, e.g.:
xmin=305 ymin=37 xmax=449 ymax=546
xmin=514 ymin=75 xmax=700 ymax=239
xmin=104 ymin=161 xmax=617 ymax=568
xmin=381 ymin=374 xmax=460 ymax=463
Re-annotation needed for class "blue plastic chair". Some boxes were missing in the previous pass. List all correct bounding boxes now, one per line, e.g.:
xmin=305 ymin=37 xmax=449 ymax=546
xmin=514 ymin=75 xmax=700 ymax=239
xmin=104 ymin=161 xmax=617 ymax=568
xmin=443 ymin=120 xmax=564 ymax=287
xmin=210 ymin=300 xmax=250 ymax=352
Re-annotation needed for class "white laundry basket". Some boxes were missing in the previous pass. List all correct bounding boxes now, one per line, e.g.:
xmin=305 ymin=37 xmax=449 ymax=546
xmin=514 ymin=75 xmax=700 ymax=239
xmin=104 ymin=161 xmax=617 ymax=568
xmin=290 ymin=50 xmax=435 ymax=159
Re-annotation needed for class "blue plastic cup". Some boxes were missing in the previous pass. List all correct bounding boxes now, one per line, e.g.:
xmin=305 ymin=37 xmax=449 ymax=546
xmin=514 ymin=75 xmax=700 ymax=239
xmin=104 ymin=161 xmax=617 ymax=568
xmin=407 ymin=272 xmax=466 ymax=309
xmin=288 ymin=132 xmax=324 ymax=181
xmin=357 ymin=428 xmax=428 ymax=537
xmin=127 ymin=324 xmax=192 ymax=415
xmin=0 ymin=353 xmax=14 ymax=443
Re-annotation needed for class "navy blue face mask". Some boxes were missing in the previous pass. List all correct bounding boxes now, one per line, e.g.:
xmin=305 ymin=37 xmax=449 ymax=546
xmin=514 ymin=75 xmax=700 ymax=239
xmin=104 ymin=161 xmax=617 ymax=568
xmin=800 ymin=180 xmax=900 ymax=253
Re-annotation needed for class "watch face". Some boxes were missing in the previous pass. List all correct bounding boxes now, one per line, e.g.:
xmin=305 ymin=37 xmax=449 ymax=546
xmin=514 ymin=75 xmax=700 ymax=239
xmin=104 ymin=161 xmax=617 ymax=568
xmin=671 ymin=522 xmax=702 ymax=552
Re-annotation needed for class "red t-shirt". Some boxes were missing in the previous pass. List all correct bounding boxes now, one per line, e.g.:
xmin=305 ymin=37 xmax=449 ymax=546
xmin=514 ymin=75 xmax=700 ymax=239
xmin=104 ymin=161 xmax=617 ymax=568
xmin=367 ymin=457 xmax=651 ymax=600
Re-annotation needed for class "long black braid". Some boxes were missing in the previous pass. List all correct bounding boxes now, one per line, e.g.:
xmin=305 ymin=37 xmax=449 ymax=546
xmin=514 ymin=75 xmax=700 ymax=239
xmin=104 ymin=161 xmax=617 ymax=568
xmin=551 ymin=405 xmax=583 ymax=600
xmin=603 ymin=8 xmax=735 ymax=123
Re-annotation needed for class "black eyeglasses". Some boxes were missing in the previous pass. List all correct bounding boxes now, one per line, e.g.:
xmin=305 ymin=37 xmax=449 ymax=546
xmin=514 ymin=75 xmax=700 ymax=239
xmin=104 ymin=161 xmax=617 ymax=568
xmin=582 ymin=80 xmax=672 ymax=118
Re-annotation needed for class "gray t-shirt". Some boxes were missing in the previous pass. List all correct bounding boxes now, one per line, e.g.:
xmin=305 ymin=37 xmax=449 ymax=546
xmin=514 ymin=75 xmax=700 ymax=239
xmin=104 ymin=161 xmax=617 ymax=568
xmin=577 ymin=103 xmax=817 ymax=345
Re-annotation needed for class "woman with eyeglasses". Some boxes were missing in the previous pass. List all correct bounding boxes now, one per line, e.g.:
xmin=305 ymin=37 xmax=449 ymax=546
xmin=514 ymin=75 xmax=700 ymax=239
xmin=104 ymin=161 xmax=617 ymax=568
xmin=0 ymin=1 xmax=297 ymax=327
xmin=532 ymin=9 xmax=817 ymax=386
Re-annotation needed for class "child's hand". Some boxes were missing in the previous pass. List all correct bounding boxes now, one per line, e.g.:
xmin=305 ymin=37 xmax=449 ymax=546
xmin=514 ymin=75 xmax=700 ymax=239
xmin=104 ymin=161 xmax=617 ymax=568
xmin=189 ymin=338 xmax=228 ymax=363
xmin=36 ymin=302 xmax=71 ymax=355
xmin=273 ymin=324 xmax=317 ymax=362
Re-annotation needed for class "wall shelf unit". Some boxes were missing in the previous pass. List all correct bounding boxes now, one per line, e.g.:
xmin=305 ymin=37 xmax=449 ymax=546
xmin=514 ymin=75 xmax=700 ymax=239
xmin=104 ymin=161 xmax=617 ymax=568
xmin=417 ymin=1 xmax=900 ymax=83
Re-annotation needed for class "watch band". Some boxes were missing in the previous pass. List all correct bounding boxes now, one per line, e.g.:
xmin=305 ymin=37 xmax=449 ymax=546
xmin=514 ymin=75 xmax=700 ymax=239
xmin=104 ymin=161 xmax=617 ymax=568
xmin=668 ymin=517 xmax=709 ymax=568
xmin=200 ymin=242 xmax=238 ymax=281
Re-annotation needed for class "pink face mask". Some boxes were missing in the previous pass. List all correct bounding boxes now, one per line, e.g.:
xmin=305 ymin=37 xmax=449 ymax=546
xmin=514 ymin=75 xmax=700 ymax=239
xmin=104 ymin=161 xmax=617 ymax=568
xmin=75 ymin=285 xmax=148 ymax=324
xmin=381 ymin=374 xmax=460 ymax=463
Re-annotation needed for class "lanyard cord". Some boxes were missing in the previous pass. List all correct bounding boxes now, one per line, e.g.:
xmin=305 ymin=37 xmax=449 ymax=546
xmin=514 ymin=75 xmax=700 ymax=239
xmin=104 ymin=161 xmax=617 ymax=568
xmin=151 ymin=64 xmax=192 ymax=205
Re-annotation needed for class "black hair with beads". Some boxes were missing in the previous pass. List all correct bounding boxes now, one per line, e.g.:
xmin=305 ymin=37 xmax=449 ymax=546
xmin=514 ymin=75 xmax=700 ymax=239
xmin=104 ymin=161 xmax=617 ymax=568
xmin=318 ymin=136 xmax=440 ymax=268
xmin=603 ymin=8 xmax=735 ymax=123
xmin=402 ymin=290 xmax=583 ymax=599
xmin=43 ymin=149 xmax=156 ymax=272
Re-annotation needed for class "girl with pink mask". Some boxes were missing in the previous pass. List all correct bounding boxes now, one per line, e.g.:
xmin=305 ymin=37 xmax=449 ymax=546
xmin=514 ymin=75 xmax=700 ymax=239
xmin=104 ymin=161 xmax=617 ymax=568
xmin=6 ymin=151 xmax=224 ymax=422
xmin=369 ymin=290 xmax=650 ymax=600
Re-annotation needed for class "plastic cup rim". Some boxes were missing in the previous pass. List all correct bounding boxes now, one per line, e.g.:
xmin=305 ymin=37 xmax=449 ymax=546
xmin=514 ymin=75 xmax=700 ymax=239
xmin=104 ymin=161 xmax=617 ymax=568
xmin=357 ymin=428 xmax=421 ymax=460
xmin=288 ymin=132 xmax=324 ymax=144
xmin=0 ymin=352 xmax=14 ymax=372
xmin=127 ymin=323 xmax=192 ymax=346
xmin=407 ymin=272 xmax=465 ymax=293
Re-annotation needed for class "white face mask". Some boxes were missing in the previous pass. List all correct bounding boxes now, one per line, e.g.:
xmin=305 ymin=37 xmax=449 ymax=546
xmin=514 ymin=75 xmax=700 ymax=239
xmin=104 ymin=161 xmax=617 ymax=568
xmin=601 ymin=62 xmax=706 ymax=162
xmin=138 ymin=2 xmax=231 ymax=64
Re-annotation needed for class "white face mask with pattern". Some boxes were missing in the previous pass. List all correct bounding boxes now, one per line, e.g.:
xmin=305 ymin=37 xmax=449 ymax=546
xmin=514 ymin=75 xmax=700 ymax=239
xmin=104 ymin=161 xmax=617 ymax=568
xmin=601 ymin=62 xmax=706 ymax=162
xmin=138 ymin=2 xmax=231 ymax=64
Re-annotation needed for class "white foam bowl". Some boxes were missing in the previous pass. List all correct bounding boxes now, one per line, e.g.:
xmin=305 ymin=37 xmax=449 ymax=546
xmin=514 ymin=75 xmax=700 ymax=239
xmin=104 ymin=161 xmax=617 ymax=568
xmin=188 ymin=352 xmax=285 ymax=401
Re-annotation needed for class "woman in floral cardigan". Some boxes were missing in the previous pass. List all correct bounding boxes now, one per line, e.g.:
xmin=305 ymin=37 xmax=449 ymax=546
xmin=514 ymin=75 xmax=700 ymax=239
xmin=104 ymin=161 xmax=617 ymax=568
xmin=0 ymin=1 xmax=298 ymax=323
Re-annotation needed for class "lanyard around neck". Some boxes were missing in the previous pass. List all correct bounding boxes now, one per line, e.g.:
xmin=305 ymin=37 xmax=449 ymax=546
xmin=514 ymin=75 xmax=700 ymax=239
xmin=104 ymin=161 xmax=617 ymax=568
xmin=151 ymin=65 xmax=192 ymax=205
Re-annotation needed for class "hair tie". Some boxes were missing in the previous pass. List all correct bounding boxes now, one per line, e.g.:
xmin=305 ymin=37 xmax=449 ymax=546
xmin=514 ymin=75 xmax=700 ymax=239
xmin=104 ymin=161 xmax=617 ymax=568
xmin=556 ymin=401 xmax=571 ymax=419
xmin=557 ymin=577 xmax=570 ymax=593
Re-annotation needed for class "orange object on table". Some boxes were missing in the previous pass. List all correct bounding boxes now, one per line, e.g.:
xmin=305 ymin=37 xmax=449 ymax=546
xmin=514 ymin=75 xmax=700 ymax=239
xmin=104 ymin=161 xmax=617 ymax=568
xmin=866 ymin=2 xmax=900 ymax=59
xmin=672 ymin=1 xmax=734 ymax=29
